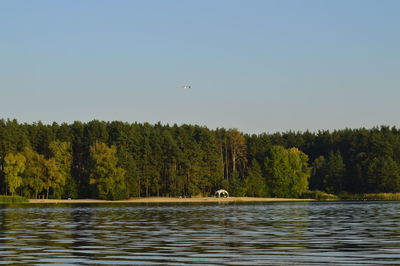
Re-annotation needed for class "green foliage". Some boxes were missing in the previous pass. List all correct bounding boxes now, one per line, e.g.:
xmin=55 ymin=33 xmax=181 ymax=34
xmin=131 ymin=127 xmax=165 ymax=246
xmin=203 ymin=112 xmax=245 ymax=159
xmin=264 ymin=146 xmax=310 ymax=198
xmin=288 ymin=147 xmax=310 ymax=197
xmin=227 ymin=129 xmax=247 ymax=180
xmin=311 ymin=151 xmax=346 ymax=194
xmin=366 ymin=156 xmax=400 ymax=193
xmin=3 ymin=153 xmax=26 ymax=195
xmin=22 ymin=147 xmax=46 ymax=199
xmin=264 ymin=146 xmax=291 ymax=197
xmin=324 ymin=151 xmax=346 ymax=193
xmin=0 ymin=195 xmax=28 ymax=203
xmin=310 ymin=156 xmax=326 ymax=191
xmin=301 ymin=190 xmax=339 ymax=201
xmin=89 ymin=142 xmax=127 ymax=200
xmin=49 ymin=141 xmax=76 ymax=198
xmin=1 ymin=120 xmax=400 ymax=199
xmin=245 ymin=160 xmax=267 ymax=197
xmin=339 ymin=193 xmax=400 ymax=201
xmin=121 ymin=152 xmax=140 ymax=198
xmin=229 ymin=173 xmax=246 ymax=197
xmin=43 ymin=158 xmax=63 ymax=199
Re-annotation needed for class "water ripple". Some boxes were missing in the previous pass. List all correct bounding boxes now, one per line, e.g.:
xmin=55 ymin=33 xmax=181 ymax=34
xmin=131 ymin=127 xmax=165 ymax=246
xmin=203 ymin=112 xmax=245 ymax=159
xmin=1 ymin=202 xmax=400 ymax=264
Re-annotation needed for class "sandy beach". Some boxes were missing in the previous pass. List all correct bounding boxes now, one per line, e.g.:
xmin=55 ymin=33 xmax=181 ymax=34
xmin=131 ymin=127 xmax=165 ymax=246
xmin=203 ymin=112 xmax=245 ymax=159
xmin=29 ymin=197 xmax=314 ymax=204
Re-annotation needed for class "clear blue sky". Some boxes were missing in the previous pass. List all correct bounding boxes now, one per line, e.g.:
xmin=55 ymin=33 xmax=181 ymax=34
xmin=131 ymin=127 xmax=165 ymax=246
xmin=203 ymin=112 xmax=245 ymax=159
xmin=1 ymin=0 xmax=399 ymax=133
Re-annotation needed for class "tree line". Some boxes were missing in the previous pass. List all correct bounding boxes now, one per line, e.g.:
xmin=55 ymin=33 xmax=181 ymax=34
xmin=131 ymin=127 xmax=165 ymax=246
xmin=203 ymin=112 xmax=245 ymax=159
xmin=0 ymin=119 xmax=399 ymax=199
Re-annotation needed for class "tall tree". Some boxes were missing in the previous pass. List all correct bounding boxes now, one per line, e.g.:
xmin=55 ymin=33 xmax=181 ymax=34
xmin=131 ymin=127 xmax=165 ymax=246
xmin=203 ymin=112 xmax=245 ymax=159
xmin=287 ymin=147 xmax=310 ymax=197
xmin=43 ymin=158 xmax=63 ymax=199
xmin=22 ymin=147 xmax=46 ymax=199
xmin=264 ymin=146 xmax=291 ymax=197
xmin=89 ymin=142 xmax=127 ymax=200
xmin=245 ymin=159 xmax=267 ymax=197
xmin=264 ymin=146 xmax=310 ymax=198
xmin=227 ymin=129 xmax=247 ymax=182
xmin=49 ymin=141 xmax=76 ymax=198
xmin=366 ymin=156 xmax=400 ymax=193
xmin=323 ymin=150 xmax=346 ymax=194
xmin=3 ymin=153 xmax=26 ymax=195
xmin=310 ymin=155 xmax=326 ymax=191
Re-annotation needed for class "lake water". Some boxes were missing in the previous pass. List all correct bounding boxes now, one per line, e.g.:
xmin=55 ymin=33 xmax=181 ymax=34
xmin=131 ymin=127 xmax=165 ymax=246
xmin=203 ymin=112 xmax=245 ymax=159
xmin=1 ymin=201 xmax=400 ymax=265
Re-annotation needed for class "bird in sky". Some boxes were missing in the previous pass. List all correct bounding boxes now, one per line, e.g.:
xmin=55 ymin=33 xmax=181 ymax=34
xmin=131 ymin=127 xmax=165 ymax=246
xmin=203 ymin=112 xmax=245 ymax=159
xmin=182 ymin=85 xmax=191 ymax=89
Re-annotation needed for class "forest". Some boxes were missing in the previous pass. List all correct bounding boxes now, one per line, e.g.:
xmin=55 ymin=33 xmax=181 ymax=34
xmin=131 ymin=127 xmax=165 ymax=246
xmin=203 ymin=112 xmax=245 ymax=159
xmin=1 ymin=119 xmax=399 ymax=200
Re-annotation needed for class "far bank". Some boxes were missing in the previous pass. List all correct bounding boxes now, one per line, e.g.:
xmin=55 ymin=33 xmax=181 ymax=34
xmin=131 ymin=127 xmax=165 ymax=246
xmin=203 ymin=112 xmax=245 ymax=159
xmin=28 ymin=197 xmax=314 ymax=204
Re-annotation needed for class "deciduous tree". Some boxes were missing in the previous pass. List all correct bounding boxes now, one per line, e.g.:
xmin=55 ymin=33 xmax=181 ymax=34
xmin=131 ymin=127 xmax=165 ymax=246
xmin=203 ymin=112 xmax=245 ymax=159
xmin=89 ymin=142 xmax=127 ymax=200
xmin=3 ymin=153 xmax=26 ymax=195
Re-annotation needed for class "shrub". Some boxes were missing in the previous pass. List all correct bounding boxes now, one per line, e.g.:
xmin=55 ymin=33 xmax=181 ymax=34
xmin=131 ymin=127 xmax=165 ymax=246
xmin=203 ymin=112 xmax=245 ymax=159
xmin=339 ymin=193 xmax=400 ymax=201
xmin=301 ymin=190 xmax=339 ymax=201
xmin=0 ymin=195 xmax=29 ymax=204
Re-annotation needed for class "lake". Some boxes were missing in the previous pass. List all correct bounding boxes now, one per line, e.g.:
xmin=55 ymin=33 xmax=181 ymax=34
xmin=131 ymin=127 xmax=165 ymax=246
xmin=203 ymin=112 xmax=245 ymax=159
xmin=1 ymin=201 xmax=400 ymax=265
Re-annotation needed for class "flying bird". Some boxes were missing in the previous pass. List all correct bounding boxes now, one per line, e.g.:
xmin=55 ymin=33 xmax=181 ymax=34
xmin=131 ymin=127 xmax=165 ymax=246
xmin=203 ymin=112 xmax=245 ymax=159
xmin=182 ymin=85 xmax=191 ymax=89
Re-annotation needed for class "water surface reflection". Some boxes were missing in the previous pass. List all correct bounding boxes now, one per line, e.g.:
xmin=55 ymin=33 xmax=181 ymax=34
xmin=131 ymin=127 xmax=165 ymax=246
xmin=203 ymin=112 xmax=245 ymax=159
xmin=1 ymin=201 xmax=400 ymax=264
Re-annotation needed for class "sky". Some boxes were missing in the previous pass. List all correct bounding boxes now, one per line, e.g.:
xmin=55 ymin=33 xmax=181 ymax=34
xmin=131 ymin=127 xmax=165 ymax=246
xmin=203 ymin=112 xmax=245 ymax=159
xmin=1 ymin=0 xmax=399 ymax=134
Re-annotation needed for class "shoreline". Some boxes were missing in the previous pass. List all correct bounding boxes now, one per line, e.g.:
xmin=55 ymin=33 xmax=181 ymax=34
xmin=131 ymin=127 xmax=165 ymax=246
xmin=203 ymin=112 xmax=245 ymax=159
xmin=28 ymin=197 xmax=314 ymax=204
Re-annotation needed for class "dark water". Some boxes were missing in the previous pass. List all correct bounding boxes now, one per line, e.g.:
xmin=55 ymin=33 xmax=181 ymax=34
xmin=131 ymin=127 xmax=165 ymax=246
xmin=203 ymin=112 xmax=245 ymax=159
xmin=1 ymin=201 xmax=400 ymax=265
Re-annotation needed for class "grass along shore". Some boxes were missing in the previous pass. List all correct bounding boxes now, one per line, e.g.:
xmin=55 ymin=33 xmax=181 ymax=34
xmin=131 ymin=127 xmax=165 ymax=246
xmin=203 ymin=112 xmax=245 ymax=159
xmin=29 ymin=197 xmax=314 ymax=204
xmin=338 ymin=193 xmax=400 ymax=201
xmin=7 ymin=193 xmax=400 ymax=204
xmin=0 ymin=195 xmax=29 ymax=203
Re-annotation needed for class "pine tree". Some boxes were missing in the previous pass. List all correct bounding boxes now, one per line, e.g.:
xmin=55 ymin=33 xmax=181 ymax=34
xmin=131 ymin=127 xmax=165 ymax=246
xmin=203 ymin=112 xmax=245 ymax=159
xmin=245 ymin=159 xmax=267 ymax=197
xmin=323 ymin=151 xmax=346 ymax=194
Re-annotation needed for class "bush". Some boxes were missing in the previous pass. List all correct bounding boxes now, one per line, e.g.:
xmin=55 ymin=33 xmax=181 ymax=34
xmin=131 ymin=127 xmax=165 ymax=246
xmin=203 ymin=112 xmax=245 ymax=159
xmin=301 ymin=190 xmax=339 ymax=201
xmin=339 ymin=193 xmax=400 ymax=201
xmin=0 ymin=195 xmax=29 ymax=203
